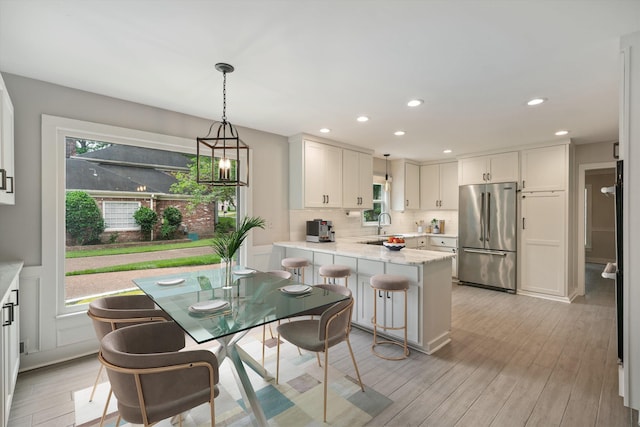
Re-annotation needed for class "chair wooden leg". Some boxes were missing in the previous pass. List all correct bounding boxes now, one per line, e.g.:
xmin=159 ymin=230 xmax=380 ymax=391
xmin=99 ymin=388 xmax=113 ymax=427
xmin=268 ymin=323 xmax=274 ymax=339
xmin=346 ymin=337 xmax=365 ymax=392
xmin=89 ymin=364 xmax=103 ymax=402
xmin=316 ymin=352 xmax=322 ymax=367
xmin=276 ymin=333 xmax=281 ymax=384
xmin=324 ymin=347 xmax=329 ymax=423
xmin=262 ymin=324 xmax=266 ymax=367
xmin=115 ymin=414 xmax=121 ymax=427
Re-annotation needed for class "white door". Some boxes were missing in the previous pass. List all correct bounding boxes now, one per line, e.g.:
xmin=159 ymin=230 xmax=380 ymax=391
xmin=323 ymin=144 xmax=343 ymax=208
xmin=458 ymin=156 xmax=488 ymax=185
xmin=487 ymin=152 xmax=519 ymax=184
xmin=358 ymin=153 xmax=373 ymax=208
xmin=405 ymin=163 xmax=420 ymax=209
xmin=304 ymin=141 xmax=327 ymax=207
xmin=342 ymin=150 xmax=360 ymax=208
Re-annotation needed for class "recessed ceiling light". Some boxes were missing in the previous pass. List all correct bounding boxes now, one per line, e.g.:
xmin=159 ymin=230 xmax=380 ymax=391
xmin=443 ymin=149 xmax=452 ymax=154
xmin=394 ymin=130 xmax=406 ymax=136
xmin=527 ymin=97 xmax=546 ymax=106
xmin=555 ymin=130 xmax=569 ymax=136
xmin=407 ymin=99 xmax=424 ymax=107
xmin=319 ymin=128 xmax=331 ymax=133
xmin=357 ymin=116 xmax=369 ymax=122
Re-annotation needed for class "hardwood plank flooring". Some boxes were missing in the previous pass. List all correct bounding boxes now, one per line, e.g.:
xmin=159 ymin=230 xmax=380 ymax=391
xmin=8 ymin=264 xmax=639 ymax=426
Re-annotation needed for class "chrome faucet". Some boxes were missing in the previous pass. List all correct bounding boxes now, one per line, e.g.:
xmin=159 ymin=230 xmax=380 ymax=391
xmin=377 ymin=212 xmax=392 ymax=235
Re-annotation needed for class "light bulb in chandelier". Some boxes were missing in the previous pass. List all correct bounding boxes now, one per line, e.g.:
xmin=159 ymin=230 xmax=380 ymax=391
xmin=219 ymin=157 xmax=231 ymax=180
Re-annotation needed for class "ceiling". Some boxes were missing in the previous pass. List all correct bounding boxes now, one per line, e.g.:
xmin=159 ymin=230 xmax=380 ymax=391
xmin=1 ymin=1 xmax=639 ymax=162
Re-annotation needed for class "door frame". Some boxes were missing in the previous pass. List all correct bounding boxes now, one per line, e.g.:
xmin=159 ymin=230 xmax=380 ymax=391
xmin=576 ymin=161 xmax=616 ymax=295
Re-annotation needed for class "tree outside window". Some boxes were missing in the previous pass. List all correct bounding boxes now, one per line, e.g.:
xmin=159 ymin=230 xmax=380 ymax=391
xmin=363 ymin=183 xmax=388 ymax=225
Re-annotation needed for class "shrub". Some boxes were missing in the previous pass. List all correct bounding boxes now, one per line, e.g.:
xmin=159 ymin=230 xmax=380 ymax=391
xmin=163 ymin=206 xmax=182 ymax=227
xmin=159 ymin=206 xmax=182 ymax=240
xmin=133 ymin=206 xmax=158 ymax=240
xmin=159 ymin=223 xmax=177 ymax=240
xmin=65 ymin=191 xmax=105 ymax=245
xmin=215 ymin=217 xmax=236 ymax=235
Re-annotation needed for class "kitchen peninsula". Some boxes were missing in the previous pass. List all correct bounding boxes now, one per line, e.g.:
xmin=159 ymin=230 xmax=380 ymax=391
xmin=271 ymin=241 xmax=454 ymax=354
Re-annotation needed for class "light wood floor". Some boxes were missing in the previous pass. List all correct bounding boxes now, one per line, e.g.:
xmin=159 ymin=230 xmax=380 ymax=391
xmin=8 ymin=265 xmax=638 ymax=426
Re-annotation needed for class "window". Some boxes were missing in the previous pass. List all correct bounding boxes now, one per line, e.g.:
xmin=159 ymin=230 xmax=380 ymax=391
xmin=103 ymin=201 xmax=141 ymax=230
xmin=363 ymin=182 xmax=389 ymax=226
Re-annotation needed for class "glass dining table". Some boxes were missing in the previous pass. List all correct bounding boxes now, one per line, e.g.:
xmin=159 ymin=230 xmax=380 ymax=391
xmin=133 ymin=266 xmax=348 ymax=426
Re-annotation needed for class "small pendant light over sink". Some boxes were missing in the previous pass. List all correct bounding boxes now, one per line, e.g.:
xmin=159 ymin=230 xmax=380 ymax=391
xmin=196 ymin=63 xmax=249 ymax=186
xmin=384 ymin=154 xmax=391 ymax=192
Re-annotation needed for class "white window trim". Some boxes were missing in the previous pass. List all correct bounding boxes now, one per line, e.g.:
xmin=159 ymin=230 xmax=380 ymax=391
xmin=42 ymin=115 xmax=249 ymax=315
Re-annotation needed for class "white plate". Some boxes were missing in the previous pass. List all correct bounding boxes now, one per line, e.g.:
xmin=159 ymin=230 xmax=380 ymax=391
xmin=233 ymin=268 xmax=256 ymax=276
xmin=157 ymin=278 xmax=185 ymax=286
xmin=280 ymin=284 xmax=312 ymax=295
xmin=188 ymin=300 xmax=230 ymax=313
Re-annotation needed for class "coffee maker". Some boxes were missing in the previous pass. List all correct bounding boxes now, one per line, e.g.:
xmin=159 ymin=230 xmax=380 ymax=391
xmin=306 ymin=219 xmax=334 ymax=243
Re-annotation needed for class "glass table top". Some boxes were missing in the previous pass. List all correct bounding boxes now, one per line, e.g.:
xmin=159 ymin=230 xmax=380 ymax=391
xmin=133 ymin=267 xmax=348 ymax=344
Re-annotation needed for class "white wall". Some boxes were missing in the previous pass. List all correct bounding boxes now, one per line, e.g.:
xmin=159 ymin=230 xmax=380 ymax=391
xmin=0 ymin=73 xmax=290 ymax=368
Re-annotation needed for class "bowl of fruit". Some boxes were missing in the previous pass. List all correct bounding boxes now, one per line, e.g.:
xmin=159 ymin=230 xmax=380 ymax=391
xmin=383 ymin=237 xmax=406 ymax=251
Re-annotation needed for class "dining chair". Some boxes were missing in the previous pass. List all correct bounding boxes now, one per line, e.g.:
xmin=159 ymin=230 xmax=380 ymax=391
xmin=98 ymin=321 xmax=219 ymax=427
xmin=87 ymin=295 xmax=171 ymax=423
xmin=275 ymin=284 xmax=364 ymax=422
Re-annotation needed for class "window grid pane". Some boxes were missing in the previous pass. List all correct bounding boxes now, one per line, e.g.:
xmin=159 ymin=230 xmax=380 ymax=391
xmin=104 ymin=201 xmax=141 ymax=230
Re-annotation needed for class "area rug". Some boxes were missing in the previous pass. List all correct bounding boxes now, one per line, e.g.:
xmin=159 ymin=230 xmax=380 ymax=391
xmin=74 ymin=331 xmax=391 ymax=426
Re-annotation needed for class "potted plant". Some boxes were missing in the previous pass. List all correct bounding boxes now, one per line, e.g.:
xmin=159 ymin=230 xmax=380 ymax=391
xmin=211 ymin=216 xmax=265 ymax=287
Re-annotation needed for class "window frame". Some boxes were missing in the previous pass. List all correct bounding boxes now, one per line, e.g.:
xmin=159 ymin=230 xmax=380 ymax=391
xmin=102 ymin=200 xmax=142 ymax=231
xmin=362 ymin=177 xmax=390 ymax=227
xmin=42 ymin=115 xmax=248 ymax=315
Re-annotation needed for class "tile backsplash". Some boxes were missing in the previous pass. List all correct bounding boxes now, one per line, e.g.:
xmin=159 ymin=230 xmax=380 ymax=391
xmin=289 ymin=209 xmax=458 ymax=241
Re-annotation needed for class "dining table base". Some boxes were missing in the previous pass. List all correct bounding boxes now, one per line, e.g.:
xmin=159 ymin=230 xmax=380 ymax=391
xmin=215 ymin=330 xmax=271 ymax=426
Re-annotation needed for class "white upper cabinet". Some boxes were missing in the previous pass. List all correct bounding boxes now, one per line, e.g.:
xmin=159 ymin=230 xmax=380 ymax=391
xmin=458 ymin=152 xmax=519 ymax=185
xmin=520 ymin=144 xmax=567 ymax=192
xmin=0 ymin=73 xmax=15 ymax=205
xmin=343 ymin=150 xmax=373 ymax=209
xmin=391 ymin=160 xmax=420 ymax=211
xmin=290 ymin=138 xmax=343 ymax=209
xmin=420 ymin=161 xmax=458 ymax=210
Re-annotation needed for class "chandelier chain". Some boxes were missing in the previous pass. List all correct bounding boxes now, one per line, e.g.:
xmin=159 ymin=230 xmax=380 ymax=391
xmin=221 ymin=71 xmax=227 ymax=122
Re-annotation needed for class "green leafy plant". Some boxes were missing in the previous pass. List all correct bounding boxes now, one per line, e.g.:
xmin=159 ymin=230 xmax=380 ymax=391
xmin=65 ymin=191 xmax=105 ymax=245
xmin=133 ymin=206 xmax=159 ymax=240
xmin=215 ymin=216 xmax=236 ymax=234
xmin=159 ymin=206 xmax=183 ymax=239
xmin=210 ymin=216 xmax=265 ymax=262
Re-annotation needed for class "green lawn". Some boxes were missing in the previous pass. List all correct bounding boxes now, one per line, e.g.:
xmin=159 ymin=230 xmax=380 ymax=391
xmin=66 ymin=254 xmax=221 ymax=276
xmin=66 ymin=238 xmax=214 ymax=258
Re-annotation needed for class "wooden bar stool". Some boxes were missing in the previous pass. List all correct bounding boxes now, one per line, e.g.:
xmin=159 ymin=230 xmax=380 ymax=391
xmin=370 ymin=274 xmax=410 ymax=360
xmin=319 ymin=264 xmax=351 ymax=287
xmin=281 ymin=257 xmax=309 ymax=284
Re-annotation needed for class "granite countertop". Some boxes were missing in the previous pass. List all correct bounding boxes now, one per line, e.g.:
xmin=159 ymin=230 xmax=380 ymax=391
xmin=273 ymin=241 xmax=454 ymax=265
xmin=339 ymin=232 xmax=458 ymax=244
xmin=0 ymin=261 xmax=24 ymax=297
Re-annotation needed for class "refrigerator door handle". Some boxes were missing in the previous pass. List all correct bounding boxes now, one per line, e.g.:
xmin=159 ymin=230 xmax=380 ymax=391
xmin=486 ymin=192 xmax=491 ymax=241
xmin=480 ymin=192 xmax=485 ymax=242
xmin=463 ymin=248 xmax=508 ymax=257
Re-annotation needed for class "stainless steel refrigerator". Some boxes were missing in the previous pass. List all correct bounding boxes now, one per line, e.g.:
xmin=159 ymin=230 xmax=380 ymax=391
xmin=458 ymin=182 xmax=517 ymax=292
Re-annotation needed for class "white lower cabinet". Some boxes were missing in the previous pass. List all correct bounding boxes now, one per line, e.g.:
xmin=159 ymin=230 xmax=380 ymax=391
xmin=519 ymin=191 xmax=567 ymax=297
xmin=356 ymin=259 xmax=384 ymax=327
xmin=1 ymin=263 xmax=21 ymax=427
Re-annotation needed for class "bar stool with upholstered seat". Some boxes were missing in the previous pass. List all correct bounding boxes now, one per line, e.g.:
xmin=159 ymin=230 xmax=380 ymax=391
xmin=369 ymin=274 xmax=410 ymax=360
xmin=281 ymin=257 xmax=309 ymax=284
xmin=319 ymin=264 xmax=351 ymax=287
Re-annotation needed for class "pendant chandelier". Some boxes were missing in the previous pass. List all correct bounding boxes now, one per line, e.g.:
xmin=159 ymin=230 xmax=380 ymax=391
xmin=196 ymin=63 xmax=249 ymax=186
xmin=384 ymin=153 xmax=391 ymax=192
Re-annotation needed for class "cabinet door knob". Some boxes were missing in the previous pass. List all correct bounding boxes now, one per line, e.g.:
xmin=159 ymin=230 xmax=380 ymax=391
xmin=482 ymin=172 xmax=486 ymax=181
xmin=6 ymin=176 xmax=14 ymax=194
xmin=0 ymin=168 xmax=6 ymax=190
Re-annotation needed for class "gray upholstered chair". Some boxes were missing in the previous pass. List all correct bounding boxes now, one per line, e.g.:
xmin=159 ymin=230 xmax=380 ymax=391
xmin=87 ymin=295 xmax=171 ymax=423
xmin=275 ymin=284 xmax=364 ymax=422
xmin=98 ymin=321 xmax=219 ymax=427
